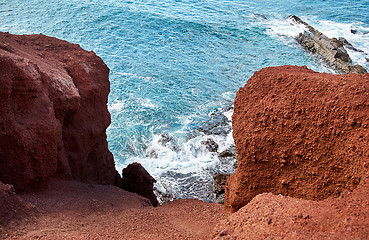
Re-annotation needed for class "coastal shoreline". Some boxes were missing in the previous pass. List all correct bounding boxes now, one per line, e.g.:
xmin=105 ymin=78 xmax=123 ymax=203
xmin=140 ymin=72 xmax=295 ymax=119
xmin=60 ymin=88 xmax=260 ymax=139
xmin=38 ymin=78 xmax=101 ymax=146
xmin=1 ymin=16 xmax=369 ymax=238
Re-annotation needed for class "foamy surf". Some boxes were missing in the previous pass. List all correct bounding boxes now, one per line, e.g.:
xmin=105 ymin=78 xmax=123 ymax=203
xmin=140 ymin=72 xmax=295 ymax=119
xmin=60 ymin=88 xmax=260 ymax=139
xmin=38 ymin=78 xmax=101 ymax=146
xmin=121 ymin=106 xmax=236 ymax=203
xmin=266 ymin=15 xmax=369 ymax=71
xmin=3 ymin=0 xmax=368 ymax=204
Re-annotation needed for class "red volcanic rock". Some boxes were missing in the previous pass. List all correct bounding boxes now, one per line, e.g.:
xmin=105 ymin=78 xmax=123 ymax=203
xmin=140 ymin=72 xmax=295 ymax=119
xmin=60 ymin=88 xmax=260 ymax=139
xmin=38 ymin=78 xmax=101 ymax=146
xmin=122 ymin=163 xmax=159 ymax=207
xmin=226 ymin=66 xmax=369 ymax=212
xmin=214 ymin=177 xmax=369 ymax=239
xmin=0 ymin=181 xmax=37 ymax=228
xmin=0 ymin=32 xmax=118 ymax=192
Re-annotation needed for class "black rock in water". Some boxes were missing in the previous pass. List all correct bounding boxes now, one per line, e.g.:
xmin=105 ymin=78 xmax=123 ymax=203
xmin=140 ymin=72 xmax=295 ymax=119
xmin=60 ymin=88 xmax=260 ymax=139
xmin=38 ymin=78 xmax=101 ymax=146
xmin=197 ymin=107 xmax=232 ymax=136
xmin=158 ymin=133 xmax=180 ymax=152
xmin=201 ymin=138 xmax=219 ymax=152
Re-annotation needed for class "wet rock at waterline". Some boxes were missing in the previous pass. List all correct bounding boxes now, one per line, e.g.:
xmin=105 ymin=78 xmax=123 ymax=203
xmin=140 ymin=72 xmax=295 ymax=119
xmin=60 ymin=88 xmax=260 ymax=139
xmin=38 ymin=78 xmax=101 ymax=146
xmin=158 ymin=133 xmax=181 ymax=152
xmin=201 ymin=138 xmax=219 ymax=152
xmin=154 ymin=186 xmax=175 ymax=205
xmin=289 ymin=15 xmax=367 ymax=74
xmin=219 ymin=145 xmax=237 ymax=159
xmin=337 ymin=37 xmax=369 ymax=63
xmin=197 ymin=107 xmax=232 ymax=136
xmin=139 ymin=104 xmax=236 ymax=203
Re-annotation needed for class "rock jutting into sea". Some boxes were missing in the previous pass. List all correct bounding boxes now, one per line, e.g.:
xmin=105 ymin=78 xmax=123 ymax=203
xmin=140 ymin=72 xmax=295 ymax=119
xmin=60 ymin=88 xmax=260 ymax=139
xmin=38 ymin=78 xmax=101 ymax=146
xmin=196 ymin=106 xmax=233 ymax=137
xmin=0 ymin=32 xmax=119 ymax=192
xmin=289 ymin=15 xmax=367 ymax=74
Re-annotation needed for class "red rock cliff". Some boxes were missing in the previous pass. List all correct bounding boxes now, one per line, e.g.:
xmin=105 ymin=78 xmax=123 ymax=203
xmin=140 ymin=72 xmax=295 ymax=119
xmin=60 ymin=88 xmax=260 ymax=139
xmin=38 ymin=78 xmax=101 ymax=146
xmin=0 ymin=32 xmax=118 ymax=192
xmin=226 ymin=65 xmax=369 ymax=212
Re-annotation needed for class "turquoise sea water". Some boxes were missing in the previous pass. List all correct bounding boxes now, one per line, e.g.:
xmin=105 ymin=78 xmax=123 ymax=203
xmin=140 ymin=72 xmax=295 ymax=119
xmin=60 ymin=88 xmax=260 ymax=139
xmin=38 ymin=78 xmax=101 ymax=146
xmin=1 ymin=0 xmax=368 ymax=201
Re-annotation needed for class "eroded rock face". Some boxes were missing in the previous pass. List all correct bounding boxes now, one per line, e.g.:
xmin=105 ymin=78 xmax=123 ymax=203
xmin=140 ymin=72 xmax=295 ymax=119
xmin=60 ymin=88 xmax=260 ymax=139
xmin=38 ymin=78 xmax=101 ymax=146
xmin=225 ymin=65 xmax=369 ymax=212
xmin=0 ymin=32 xmax=118 ymax=192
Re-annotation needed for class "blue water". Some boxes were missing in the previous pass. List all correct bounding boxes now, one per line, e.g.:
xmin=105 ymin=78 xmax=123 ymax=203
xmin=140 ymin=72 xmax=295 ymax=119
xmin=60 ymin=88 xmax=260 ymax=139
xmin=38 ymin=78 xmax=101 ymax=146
xmin=1 ymin=0 xmax=369 ymax=201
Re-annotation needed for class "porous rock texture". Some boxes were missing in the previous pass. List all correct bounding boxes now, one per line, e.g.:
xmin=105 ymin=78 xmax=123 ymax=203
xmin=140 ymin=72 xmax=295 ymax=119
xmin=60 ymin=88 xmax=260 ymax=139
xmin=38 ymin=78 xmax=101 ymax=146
xmin=214 ymin=177 xmax=369 ymax=239
xmin=226 ymin=65 xmax=369 ymax=213
xmin=0 ymin=181 xmax=38 ymax=228
xmin=0 ymin=32 xmax=118 ymax=192
xmin=217 ymin=65 xmax=369 ymax=238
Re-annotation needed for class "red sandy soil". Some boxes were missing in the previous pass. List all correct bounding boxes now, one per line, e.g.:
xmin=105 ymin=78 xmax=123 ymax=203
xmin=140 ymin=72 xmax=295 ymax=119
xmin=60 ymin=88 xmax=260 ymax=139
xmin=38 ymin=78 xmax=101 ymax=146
xmin=1 ymin=179 xmax=228 ymax=240
xmin=214 ymin=176 xmax=369 ymax=239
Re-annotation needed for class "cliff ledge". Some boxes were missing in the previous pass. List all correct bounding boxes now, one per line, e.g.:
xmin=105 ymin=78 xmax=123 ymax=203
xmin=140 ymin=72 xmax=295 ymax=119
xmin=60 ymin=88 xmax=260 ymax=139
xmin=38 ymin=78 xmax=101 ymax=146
xmin=0 ymin=32 xmax=118 ymax=192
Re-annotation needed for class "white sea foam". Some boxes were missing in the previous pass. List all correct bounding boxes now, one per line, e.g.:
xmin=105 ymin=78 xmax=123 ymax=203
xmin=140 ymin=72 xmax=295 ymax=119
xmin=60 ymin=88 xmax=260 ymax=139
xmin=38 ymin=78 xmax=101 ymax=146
xmin=266 ymin=17 xmax=307 ymax=39
xmin=266 ymin=16 xmax=369 ymax=70
xmin=139 ymin=98 xmax=159 ymax=109
xmin=222 ymin=91 xmax=236 ymax=101
xmin=122 ymin=107 xmax=236 ymax=202
xmin=223 ymin=107 xmax=233 ymax=122
xmin=117 ymin=72 xmax=155 ymax=81
xmin=126 ymin=134 xmax=222 ymax=176
xmin=108 ymin=99 xmax=127 ymax=112
xmin=109 ymin=96 xmax=159 ymax=114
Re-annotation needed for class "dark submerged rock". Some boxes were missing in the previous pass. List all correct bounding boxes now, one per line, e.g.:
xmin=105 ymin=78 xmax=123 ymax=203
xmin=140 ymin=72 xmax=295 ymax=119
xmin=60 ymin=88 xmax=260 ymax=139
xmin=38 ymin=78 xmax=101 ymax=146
xmin=219 ymin=150 xmax=233 ymax=158
xmin=158 ymin=133 xmax=180 ymax=152
xmin=219 ymin=145 xmax=237 ymax=159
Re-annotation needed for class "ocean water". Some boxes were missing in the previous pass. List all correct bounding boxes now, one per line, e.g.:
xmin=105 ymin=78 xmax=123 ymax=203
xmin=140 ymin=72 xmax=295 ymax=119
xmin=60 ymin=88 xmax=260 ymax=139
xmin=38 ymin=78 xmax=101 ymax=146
xmin=1 ymin=0 xmax=368 ymax=202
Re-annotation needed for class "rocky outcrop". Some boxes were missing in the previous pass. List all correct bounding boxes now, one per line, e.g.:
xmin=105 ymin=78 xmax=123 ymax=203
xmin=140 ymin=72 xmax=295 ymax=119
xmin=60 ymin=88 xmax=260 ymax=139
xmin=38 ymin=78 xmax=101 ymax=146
xmin=0 ymin=181 xmax=37 ymax=228
xmin=225 ymin=65 xmax=369 ymax=213
xmin=0 ymin=32 xmax=118 ymax=192
xmin=289 ymin=15 xmax=367 ymax=74
xmin=201 ymin=138 xmax=219 ymax=152
xmin=122 ymin=162 xmax=159 ymax=207
xmin=197 ymin=106 xmax=233 ymax=136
